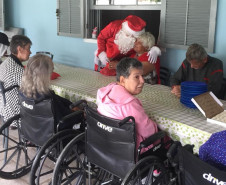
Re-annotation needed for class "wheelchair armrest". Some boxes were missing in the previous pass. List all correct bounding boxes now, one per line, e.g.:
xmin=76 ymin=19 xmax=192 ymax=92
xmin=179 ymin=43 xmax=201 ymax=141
xmin=0 ymin=82 xmax=19 ymax=105
xmin=69 ymin=100 xmax=87 ymax=110
xmin=5 ymin=85 xmax=19 ymax=92
xmin=139 ymin=131 xmax=166 ymax=149
xmin=2 ymin=114 xmax=21 ymax=130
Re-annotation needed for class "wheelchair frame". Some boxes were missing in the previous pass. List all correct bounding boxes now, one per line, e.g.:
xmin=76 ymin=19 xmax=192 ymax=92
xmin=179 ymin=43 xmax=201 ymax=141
xmin=51 ymin=101 xmax=172 ymax=185
xmin=0 ymin=82 xmax=85 ymax=185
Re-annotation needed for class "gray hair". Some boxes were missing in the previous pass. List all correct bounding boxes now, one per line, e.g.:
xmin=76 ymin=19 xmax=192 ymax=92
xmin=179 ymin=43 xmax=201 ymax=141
xmin=116 ymin=57 xmax=143 ymax=82
xmin=20 ymin=54 xmax=53 ymax=99
xmin=137 ymin=32 xmax=155 ymax=50
xmin=186 ymin=43 xmax=207 ymax=62
xmin=10 ymin=35 xmax=32 ymax=55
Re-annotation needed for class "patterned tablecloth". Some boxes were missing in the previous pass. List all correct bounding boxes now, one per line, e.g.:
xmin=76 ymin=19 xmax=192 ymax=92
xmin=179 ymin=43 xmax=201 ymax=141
xmin=51 ymin=63 xmax=226 ymax=153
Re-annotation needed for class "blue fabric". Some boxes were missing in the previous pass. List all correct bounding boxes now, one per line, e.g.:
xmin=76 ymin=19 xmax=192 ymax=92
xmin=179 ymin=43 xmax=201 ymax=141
xmin=199 ymin=130 xmax=226 ymax=171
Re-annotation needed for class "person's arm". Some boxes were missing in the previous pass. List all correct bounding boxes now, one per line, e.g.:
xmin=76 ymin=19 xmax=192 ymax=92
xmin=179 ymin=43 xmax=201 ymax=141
xmin=142 ymin=61 xmax=155 ymax=76
xmin=97 ymin=21 xmax=120 ymax=56
xmin=170 ymin=62 xmax=186 ymax=87
xmin=108 ymin=60 xmax=119 ymax=69
xmin=97 ymin=21 xmax=121 ymax=65
xmin=208 ymin=63 xmax=223 ymax=98
xmin=132 ymin=53 xmax=155 ymax=76
xmin=122 ymin=99 xmax=158 ymax=140
xmin=170 ymin=61 xmax=187 ymax=98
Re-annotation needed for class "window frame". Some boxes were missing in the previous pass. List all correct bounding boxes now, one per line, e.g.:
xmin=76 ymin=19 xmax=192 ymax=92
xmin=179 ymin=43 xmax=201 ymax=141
xmin=159 ymin=0 xmax=217 ymax=53
xmin=57 ymin=0 xmax=85 ymax=38
xmin=57 ymin=0 xmax=217 ymax=54
xmin=0 ymin=0 xmax=5 ymax=31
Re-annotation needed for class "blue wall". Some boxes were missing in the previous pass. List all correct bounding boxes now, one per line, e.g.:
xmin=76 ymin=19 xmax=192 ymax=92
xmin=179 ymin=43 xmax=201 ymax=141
xmin=4 ymin=0 xmax=226 ymax=77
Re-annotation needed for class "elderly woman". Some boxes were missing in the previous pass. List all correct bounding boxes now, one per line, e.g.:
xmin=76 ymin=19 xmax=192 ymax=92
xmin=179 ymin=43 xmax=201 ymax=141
xmin=0 ymin=35 xmax=32 ymax=129
xmin=130 ymin=32 xmax=161 ymax=84
xmin=19 ymin=54 xmax=83 ymax=130
xmin=109 ymin=32 xmax=160 ymax=84
xmin=97 ymin=57 xmax=158 ymax=153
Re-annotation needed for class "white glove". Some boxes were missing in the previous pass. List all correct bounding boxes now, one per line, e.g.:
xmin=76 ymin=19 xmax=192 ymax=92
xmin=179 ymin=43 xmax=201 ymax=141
xmin=98 ymin=51 xmax=109 ymax=66
xmin=147 ymin=46 xmax=161 ymax=64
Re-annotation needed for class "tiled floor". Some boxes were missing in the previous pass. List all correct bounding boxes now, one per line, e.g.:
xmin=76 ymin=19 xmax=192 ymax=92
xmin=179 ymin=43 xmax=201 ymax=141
xmin=0 ymin=120 xmax=53 ymax=185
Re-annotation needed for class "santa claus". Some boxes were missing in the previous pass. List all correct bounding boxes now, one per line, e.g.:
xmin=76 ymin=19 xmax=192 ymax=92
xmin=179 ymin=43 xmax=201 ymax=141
xmin=94 ymin=15 xmax=161 ymax=76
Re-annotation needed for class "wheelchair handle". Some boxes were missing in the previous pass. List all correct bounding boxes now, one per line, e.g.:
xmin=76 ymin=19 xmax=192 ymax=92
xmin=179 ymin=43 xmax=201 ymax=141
xmin=166 ymin=141 xmax=181 ymax=159
xmin=69 ymin=99 xmax=87 ymax=110
xmin=0 ymin=82 xmax=19 ymax=105
xmin=118 ymin=116 xmax=135 ymax=127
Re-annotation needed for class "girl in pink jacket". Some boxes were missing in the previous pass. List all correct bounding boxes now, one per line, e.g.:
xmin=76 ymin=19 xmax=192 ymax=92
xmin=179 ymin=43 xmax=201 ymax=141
xmin=97 ymin=57 xmax=158 ymax=153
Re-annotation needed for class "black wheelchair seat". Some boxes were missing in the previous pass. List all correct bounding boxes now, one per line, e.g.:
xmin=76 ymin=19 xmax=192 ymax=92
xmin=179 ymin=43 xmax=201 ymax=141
xmin=85 ymin=106 xmax=136 ymax=179
xmin=19 ymin=93 xmax=55 ymax=146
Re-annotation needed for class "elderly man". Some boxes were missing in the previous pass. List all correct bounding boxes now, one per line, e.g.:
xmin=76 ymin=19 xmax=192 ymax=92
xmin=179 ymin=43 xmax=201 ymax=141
xmin=171 ymin=43 xmax=223 ymax=99
xmin=94 ymin=15 xmax=161 ymax=76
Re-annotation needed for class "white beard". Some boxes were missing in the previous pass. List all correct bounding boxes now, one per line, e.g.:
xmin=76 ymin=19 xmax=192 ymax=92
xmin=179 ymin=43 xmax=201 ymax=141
xmin=114 ymin=30 xmax=136 ymax=54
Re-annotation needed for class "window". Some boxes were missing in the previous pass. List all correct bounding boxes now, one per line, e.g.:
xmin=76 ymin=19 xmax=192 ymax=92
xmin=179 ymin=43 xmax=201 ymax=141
xmin=87 ymin=0 xmax=161 ymax=43
xmin=56 ymin=0 xmax=84 ymax=38
xmin=94 ymin=0 xmax=161 ymax=5
xmin=0 ymin=0 xmax=5 ymax=31
xmin=56 ymin=0 xmax=217 ymax=53
xmin=159 ymin=0 xmax=217 ymax=52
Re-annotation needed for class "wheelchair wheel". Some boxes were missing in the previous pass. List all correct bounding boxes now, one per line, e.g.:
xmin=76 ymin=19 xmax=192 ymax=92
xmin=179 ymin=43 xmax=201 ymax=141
xmin=122 ymin=156 xmax=170 ymax=185
xmin=0 ymin=115 xmax=38 ymax=179
xmin=30 ymin=129 xmax=81 ymax=185
xmin=52 ymin=132 xmax=86 ymax=185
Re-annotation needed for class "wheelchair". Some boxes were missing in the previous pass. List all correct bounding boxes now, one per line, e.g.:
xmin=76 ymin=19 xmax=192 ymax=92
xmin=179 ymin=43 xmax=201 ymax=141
xmin=122 ymin=140 xmax=226 ymax=185
xmin=0 ymin=83 xmax=85 ymax=184
xmin=51 ymin=101 xmax=173 ymax=185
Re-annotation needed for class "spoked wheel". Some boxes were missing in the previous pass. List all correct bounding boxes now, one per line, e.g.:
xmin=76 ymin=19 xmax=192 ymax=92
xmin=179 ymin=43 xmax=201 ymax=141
xmin=122 ymin=156 xmax=170 ymax=185
xmin=30 ymin=129 xmax=81 ymax=185
xmin=52 ymin=132 xmax=120 ymax=185
xmin=0 ymin=115 xmax=38 ymax=179
xmin=52 ymin=132 xmax=86 ymax=185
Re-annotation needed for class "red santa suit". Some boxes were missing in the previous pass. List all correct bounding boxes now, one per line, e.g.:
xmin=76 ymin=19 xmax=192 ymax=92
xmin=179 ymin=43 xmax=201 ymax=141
xmin=97 ymin=20 xmax=135 ymax=61
xmin=95 ymin=15 xmax=146 ymax=76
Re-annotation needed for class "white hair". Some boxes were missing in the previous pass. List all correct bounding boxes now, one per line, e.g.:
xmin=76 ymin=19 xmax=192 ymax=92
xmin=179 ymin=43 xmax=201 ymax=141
xmin=137 ymin=32 xmax=155 ymax=50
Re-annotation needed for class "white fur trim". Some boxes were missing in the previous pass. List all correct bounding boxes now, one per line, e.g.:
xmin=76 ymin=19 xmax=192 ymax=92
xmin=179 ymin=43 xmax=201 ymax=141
xmin=122 ymin=21 xmax=145 ymax=37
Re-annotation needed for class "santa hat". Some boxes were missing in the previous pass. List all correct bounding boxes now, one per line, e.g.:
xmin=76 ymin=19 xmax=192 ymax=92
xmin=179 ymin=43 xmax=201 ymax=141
xmin=122 ymin=15 xmax=146 ymax=37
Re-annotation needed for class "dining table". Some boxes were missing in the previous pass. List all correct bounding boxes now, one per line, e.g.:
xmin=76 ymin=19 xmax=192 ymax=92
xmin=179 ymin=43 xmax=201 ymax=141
xmin=51 ymin=63 xmax=226 ymax=153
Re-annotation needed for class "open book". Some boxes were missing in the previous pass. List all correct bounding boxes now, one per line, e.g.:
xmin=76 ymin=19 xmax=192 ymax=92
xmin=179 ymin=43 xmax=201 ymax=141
xmin=191 ymin=92 xmax=226 ymax=127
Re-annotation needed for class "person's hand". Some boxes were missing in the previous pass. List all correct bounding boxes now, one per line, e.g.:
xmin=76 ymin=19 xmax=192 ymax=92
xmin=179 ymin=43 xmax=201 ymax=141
xmin=147 ymin=46 xmax=161 ymax=64
xmin=109 ymin=61 xmax=118 ymax=69
xmin=71 ymin=106 xmax=81 ymax=112
xmin=98 ymin=51 xmax=109 ymax=66
xmin=171 ymin=85 xmax=181 ymax=98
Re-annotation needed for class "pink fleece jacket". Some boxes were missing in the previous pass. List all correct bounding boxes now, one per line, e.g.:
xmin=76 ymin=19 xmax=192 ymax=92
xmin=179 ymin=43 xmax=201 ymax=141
xmin=97 ymin=83 xmax=158 ymax=152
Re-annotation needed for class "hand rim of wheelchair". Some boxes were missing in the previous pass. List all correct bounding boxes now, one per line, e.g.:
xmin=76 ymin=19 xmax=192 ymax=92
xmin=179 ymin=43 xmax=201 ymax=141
xmin=52 ymin=132 xmax=123 ymax=185
xmin=0 ymin=114 xmax=37 ymax=179
xmin=52 ymin=132 xmax=86 ymax=185
xmin=122 ymin=155 xmax=169 ymax=185
xmin=30 ymin=129 xmax=82 ymax=185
